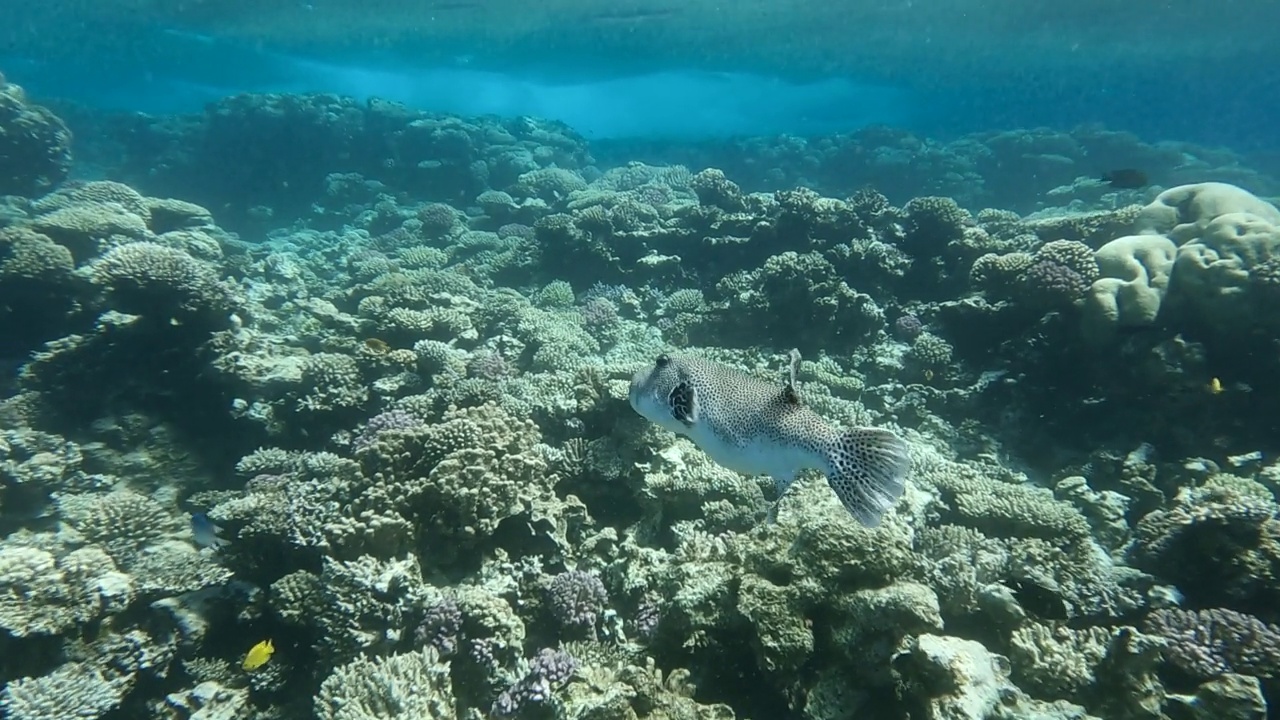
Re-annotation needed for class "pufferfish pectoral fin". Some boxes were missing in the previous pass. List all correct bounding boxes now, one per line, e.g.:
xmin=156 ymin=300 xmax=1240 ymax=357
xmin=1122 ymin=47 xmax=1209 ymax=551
xmin=668 ymin=381 xmax=699 ymax=426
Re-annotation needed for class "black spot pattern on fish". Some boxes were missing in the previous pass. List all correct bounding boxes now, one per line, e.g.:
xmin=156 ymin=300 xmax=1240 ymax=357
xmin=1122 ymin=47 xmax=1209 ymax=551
xmin=668 ymin=381 xmax=698 ymax=426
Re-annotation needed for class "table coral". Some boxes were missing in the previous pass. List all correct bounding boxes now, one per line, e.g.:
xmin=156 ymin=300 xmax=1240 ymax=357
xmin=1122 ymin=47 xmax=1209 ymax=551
xmin=89 ymin=240 xmax=239 ymax=330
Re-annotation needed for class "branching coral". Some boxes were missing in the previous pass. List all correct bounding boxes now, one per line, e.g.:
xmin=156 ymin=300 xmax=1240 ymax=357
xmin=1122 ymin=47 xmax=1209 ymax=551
xmin=315 ymin=647 xmax=455 ymax=720
xmin=1144 ymin=608 xmax=1280 ymax=679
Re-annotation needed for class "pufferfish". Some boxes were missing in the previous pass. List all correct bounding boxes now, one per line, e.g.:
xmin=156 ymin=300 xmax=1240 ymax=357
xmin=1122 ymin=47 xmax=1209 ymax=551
xmin=629 ymin=351 xmax=910 ymax=527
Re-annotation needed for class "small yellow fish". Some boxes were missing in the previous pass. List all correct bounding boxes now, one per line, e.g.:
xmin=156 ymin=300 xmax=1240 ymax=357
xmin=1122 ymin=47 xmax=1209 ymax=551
xmin=242 ymin=639 xmax=274 ymax=671
xmin=1208 ymin=377 xmax=1223 ymax=394
xmin=364 ymin=338 xmax=390 ymax=354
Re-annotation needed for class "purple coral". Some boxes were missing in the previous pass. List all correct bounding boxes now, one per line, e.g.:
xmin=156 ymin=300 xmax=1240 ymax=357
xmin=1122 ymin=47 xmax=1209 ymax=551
xmin=491 ymin=648 xmax=579 ymax=717
xmin=415 ymin=597 xmax=463 ymax=656
xmin=468 ymin=637 xmax=497 ymax=668
xmin=894 ymin=314 xmax=923 ymax=341
xmin=580 ymin=297 xmax=620 ymax=333
xmin=352 ymin=409 xmax=423 ymax=452
xmin=468 ymin=350 xmax=517 ymax=380
xmin=547 ymin=570 xmax=608 ymax=634
xmin=497 ymin=223 xmax=535 ymax=241
xmin=1022 ymin=259 xmax=1089 ymax=308
xmin=1144 ymin=608 xmax=1280 ymax=679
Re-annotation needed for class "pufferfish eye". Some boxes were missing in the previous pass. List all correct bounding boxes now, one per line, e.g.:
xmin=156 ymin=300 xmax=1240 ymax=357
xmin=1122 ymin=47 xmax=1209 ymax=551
xmin=655 ymin=354 xmax=671 ymax=368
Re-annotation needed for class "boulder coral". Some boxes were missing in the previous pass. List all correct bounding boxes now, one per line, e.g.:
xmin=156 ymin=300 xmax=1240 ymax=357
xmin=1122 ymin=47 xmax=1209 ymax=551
xmin=1082 ymin=181 xmax=1280 ymax=340
xmin=0 ymin=78 xmax=72 ymax=197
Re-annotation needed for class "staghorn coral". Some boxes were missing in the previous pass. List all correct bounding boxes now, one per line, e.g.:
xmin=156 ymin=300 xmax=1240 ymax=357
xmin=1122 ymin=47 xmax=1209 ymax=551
xmin=0 ymin=227 xmax=74 ymax=283
xmin=30 ymin=203 xmax=150 ymax=260
xmin=1008 ymin=621 xmax=1115 ymax=700
xmin=33 ymin=181 xmax=150 ymax=221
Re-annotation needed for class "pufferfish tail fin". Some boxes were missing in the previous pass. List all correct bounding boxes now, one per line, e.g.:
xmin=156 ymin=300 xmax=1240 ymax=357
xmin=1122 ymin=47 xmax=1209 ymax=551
xmin=822 ymin=427 xmax=911 ymax=527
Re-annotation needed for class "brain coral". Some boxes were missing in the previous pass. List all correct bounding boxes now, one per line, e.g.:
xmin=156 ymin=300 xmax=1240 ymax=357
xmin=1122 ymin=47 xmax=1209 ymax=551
xmin=1081 ymin=234 xmax=1177 ymax=342
xmin=1168 ymin=211 xmax=1280 ymax=331
xmin=1137 ymin=182 xmax=1280 ymax=241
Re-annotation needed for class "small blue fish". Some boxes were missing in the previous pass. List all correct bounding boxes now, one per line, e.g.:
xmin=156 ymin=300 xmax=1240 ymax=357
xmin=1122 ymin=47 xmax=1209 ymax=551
xmin=191 ymin=512 xmax=229 ymax=549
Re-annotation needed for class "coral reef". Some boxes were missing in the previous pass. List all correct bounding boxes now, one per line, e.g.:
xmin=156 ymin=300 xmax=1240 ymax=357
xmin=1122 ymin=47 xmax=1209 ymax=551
xmin=1 ymin=90 xmax=1280 ymax=720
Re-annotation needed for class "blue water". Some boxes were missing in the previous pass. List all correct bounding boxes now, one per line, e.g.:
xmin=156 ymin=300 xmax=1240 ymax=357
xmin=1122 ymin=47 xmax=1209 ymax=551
xmin=4 ymin=1 xmax=1280 ymax=150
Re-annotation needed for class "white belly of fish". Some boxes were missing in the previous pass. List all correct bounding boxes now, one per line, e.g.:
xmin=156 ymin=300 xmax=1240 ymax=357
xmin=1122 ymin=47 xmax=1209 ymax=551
xmin=682 ymin=420 xmax=819 ymax=483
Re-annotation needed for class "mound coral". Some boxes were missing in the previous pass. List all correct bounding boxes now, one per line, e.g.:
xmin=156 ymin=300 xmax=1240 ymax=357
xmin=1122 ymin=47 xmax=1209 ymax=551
xmin=0 ymin=79 xmax=72 ymax=197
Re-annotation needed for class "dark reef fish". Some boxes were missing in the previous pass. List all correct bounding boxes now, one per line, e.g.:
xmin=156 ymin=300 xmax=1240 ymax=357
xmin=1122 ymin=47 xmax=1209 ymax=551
xmin=628 ymin=350 xmax=910 ymax=527
xmin=1004 ymin=577 xmax=1069 ymax=620
xmin=1100 ymin=168 xmax=1149 ymax=189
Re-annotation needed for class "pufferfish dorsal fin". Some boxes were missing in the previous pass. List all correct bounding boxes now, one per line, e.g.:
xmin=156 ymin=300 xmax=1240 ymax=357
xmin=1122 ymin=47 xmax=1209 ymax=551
xmin=779 ymin=348 xmax=803 ymax=407
xmin=668 ymin=380 xmax=699 ymax=426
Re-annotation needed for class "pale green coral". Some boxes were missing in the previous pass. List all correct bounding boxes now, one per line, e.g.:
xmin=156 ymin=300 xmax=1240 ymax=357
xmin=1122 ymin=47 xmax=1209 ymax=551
xmin=1009 ymin=620 xmax=1114 ymax=700
xmin=89 ymin=241 xmax=237 ymax=323
xmin=0 ymin=544 xmax=133 ymax=636
xmin=298 ymin=352 xmax=369 ymax=414
xmin=315 ymin=647 xmax=455 ymax=720
xmin=0 ymin=662 xmax=130 ymax=720
xmin=57 ymin=488 xmax=181 ymax=562
xmin=315 ymin=554 xmax=428 ymax=662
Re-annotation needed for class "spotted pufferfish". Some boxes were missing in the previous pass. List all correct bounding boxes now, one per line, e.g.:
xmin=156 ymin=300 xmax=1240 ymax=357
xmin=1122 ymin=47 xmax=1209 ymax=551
xmin=629 ymin=350 xmax=910 ymax=527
